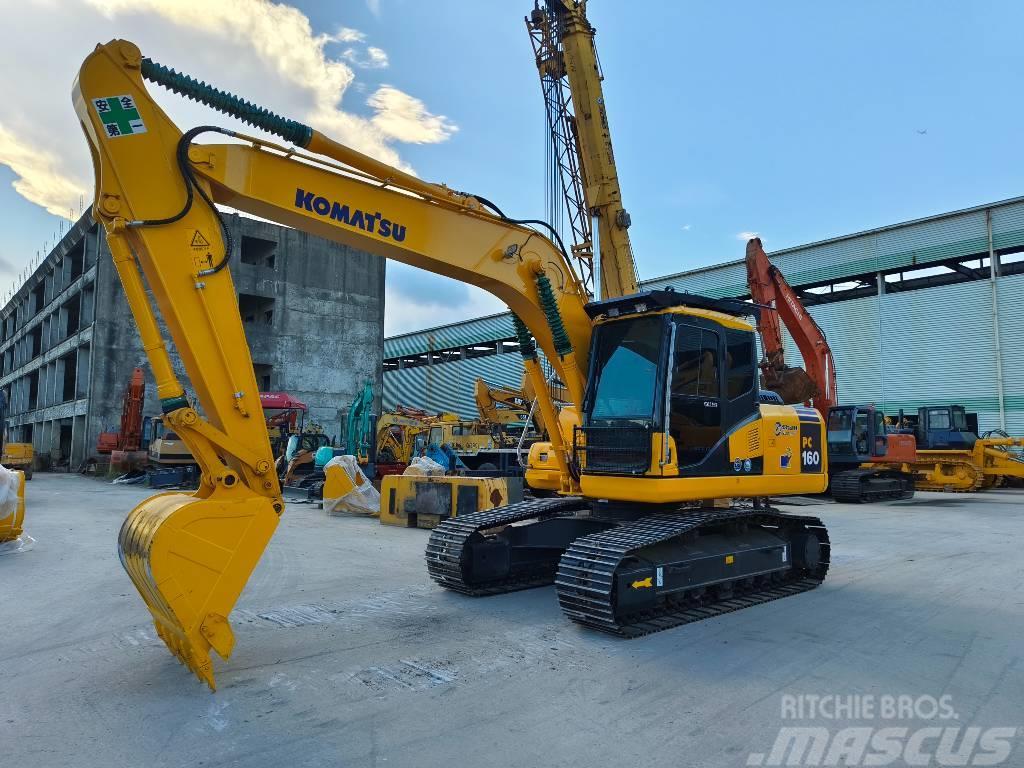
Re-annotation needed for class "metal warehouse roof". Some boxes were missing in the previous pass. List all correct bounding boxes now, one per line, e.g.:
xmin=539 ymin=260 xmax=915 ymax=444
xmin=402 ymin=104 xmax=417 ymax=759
xmin=384 ymin=195 xmax=1024 ymax=357
xmin=384 ymin=311 xmax=517 ymax=360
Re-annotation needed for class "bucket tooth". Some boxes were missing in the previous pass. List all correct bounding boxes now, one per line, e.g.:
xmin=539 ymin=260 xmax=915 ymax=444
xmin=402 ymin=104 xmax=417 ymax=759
xmin=118 ymin=490 xmax=279 ymax=690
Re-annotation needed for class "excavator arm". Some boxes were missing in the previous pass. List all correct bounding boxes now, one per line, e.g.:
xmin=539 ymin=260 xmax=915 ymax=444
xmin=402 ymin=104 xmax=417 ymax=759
xmin=744 ymin=238 xmax=837 ymax=413
xmin=474 ymin=378 xmax=537 ymax=429
xmin=74 ymin=39 xmax=594 ymax=688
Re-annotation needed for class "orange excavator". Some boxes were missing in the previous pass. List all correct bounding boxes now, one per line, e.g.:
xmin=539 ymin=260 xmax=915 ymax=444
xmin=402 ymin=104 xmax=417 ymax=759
xmin=745 ymin=239 xmax=916 ymax=503
xmin=96 ymin=367 xmax=145 ymax=454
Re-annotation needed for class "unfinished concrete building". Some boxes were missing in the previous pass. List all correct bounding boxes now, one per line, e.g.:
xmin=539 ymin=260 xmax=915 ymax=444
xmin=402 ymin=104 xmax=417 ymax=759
xmin=0 ymin=208 xmax=385 ymax=470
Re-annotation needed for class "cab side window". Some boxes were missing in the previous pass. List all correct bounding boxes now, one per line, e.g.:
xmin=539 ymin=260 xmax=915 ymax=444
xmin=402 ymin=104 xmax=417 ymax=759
xmin=725 ymin=329 xmax=755 ymax=399
xmin=672 ymin=328 xmax=719 ymax=398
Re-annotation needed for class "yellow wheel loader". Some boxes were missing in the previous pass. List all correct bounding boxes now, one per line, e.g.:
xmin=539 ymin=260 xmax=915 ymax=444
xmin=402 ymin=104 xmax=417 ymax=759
xmin=73 ymin=38 xmax=831 ymax=689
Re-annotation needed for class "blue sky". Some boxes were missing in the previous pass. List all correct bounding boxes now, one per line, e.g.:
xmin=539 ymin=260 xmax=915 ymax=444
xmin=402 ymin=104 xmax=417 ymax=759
xmin=2 ymin=0 xmax=1022 ymax=333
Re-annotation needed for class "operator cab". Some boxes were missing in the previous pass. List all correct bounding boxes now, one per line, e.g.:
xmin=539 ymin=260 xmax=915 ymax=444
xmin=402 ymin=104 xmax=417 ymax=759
xmin=826 ymin=405 xmax=887 ymax=468
xmin=576 ymin=290 xmax=760 ymax=476
xmin=914 ymin=405 xmax=976 ymax=450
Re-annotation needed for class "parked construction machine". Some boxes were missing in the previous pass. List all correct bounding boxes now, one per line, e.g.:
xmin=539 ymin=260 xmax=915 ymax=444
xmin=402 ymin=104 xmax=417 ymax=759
xmin=75 ymin=32 xmax=831 ymax=689
xmin=474 ymin=377 xmax=538 ymax=432
xmin=345 ymin=380 xmax=375 ymax=463
xmin=902 ymin=405 xmax=1024 ymax=491
xmin=375 ymin=405 xmax=433 ymax=475
xmin=260 ymin=390 xmax=309 ymax=458
xmin=745 ymin=238 xmax=916 ymax=502
xmin=1 ymin=443 xmax=34 ymax=481
xmin=96 ymin=367 xmax=146 ymax=455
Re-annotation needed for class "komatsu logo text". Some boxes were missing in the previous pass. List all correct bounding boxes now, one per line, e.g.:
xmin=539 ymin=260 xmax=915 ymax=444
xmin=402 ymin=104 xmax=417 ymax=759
xmin=295 ymin=188 xmax=407 ymax=242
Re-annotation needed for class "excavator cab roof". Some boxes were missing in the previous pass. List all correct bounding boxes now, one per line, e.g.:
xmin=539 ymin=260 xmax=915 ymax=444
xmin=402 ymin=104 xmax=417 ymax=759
xmin=584 ymin=289 xmax=759 ymax=322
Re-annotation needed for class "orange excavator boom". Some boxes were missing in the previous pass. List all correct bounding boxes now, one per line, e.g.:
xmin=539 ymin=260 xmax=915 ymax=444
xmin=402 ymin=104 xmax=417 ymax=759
xmin=744 ymin=238 xmax=836 ymax=413
xmin=117 ymin=367 xmax=145 ymax=452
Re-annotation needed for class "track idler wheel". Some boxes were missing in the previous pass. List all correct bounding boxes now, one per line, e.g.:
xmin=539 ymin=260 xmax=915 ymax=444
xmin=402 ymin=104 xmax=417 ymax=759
xmin=118 ymin=486 xmax=280 ymax=689
xmin=789 ymin=530 xmax=821 ymax=571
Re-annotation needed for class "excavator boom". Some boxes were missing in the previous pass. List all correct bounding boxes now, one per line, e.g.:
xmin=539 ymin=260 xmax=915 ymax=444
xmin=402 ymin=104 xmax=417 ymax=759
xmin=75 ymin=39 xmax=592 ymax=687
xmin=744 ymin=238 xmax=836 ymax=412
xmin=118 ymin=367 xmax=145 ymax=452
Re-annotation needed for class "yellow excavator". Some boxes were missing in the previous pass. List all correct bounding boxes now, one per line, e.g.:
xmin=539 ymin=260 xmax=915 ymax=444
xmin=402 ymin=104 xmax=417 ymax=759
xmin=74 ymin=38 xmax=831 ymax=689
xmin=474 ymin=377 xmax=539 ymax=432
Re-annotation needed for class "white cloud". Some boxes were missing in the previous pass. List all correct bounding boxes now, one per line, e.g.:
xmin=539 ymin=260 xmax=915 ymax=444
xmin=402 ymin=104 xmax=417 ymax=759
xmin=366 ymin=0 xmax=381 ymax=17
xmin=0 ymin=123 xmax=87 ymax=218
xmin=369 ymin=86 xmax=457 ymax=144
xmin=330 ymin=26 xmax=365 ymax=43
xmin=736 ymin=231 xmax=759 ymax=241
xmin=343 ymin=45 xmax=389 ymax=69
xmin=384 ymin=265 xmax=505 ymax=336
xmin=0 ymin=0 xmax=457 ymax=225
xmin=681 ymin=224 xmax=692 ymax=231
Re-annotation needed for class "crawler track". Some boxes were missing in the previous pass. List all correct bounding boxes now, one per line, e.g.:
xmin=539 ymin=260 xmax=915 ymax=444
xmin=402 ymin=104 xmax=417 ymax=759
xmin=831 ymin=468 xmax=914 ymax=503
xmin=554 ymin=508 xmax=830 ymax=637
xmin=425 ymin=497 xmax=590 ymax=595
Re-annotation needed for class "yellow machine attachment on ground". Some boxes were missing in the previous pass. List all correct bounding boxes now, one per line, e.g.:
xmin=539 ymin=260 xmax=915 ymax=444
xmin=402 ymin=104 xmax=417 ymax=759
xmin=74 ymin=39 xmax=831 ymax=688
xmin=380 ymin=473 xmax=523 ymax=529
xmin=1 ymin=443 xmax=34 ymax=481
xmin=0 ymin=469 xmax=26 ymax=544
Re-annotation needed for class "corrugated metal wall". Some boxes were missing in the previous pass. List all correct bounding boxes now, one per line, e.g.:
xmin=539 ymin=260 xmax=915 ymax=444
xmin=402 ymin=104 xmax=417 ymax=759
xmin=777 ymin=274 xmax=1023 ymax=433
xmin=384 ymin=198 xmax=1024 ymax=433
xmin=382 ymin=353 xmax=527 ymax=420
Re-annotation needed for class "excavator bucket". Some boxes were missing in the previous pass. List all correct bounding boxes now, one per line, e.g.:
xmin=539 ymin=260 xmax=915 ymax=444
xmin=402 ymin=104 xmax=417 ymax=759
xmin=118 ymin=490 xmax=279 ymax=689
xmin=763 ymin=366 xmax=819 ymax=406
xmin=0 ymin=470 xmax=26 ymax=544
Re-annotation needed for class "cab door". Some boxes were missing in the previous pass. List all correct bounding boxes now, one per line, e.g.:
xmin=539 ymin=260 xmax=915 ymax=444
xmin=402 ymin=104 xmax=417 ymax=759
xmin=669 ymin=322 xmax=722 ymax=467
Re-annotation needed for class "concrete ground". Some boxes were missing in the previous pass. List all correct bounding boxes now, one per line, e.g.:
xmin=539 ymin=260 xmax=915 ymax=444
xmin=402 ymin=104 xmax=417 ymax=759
xmin=1 ymin=475 xmax=1022 ymax=768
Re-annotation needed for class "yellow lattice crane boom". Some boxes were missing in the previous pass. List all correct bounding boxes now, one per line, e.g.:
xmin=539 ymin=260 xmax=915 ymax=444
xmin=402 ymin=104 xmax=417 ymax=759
xmin=528 ymin=0 xmax=639 ymax=300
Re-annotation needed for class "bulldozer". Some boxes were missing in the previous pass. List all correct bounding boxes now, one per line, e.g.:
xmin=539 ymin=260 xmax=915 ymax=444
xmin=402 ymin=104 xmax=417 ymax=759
xmin=74 ymin=22 xmax=831 ymax=689
xmin=901 ymin=405 xmax=1024 ymax=491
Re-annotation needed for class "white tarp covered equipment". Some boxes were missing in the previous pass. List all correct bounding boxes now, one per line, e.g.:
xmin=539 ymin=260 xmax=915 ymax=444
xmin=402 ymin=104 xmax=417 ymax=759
xmin=402 ymin=456 xmax=446 ymax=477
xmin=323 ymin=455 xmax=380 ymax=516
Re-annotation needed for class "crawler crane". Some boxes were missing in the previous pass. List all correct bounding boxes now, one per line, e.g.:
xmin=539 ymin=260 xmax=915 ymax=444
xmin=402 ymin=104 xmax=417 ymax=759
xmin=75 ymin=39 xmax=830 ymax=689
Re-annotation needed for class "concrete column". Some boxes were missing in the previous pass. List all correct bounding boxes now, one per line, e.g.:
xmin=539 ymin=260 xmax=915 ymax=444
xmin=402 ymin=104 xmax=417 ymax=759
xmin=76 ymin=346 xmax=90 ymax=399
xmin=71 ymin=414 xmax=87 ymax=468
